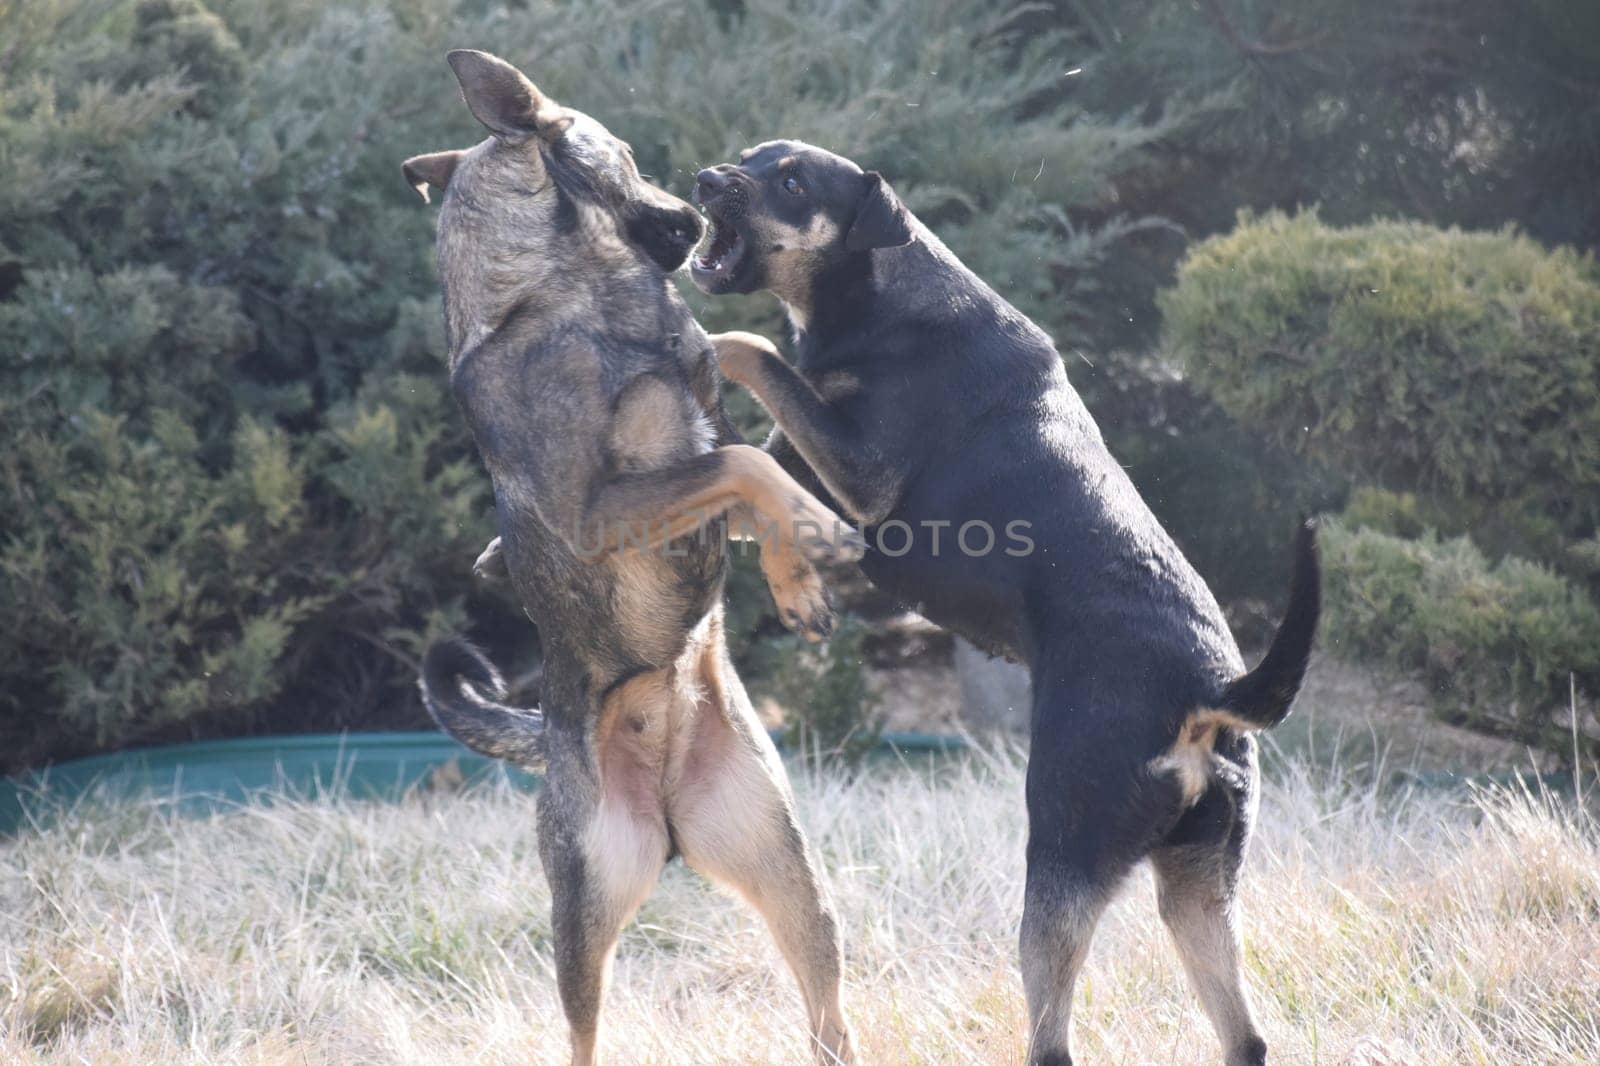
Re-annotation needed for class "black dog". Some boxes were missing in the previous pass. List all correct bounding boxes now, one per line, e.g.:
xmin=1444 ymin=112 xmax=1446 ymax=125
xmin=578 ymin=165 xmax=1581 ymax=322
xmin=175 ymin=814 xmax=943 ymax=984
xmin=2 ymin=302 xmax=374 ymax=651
xmin=693 ymin=141 xmax=1318 ymax=1066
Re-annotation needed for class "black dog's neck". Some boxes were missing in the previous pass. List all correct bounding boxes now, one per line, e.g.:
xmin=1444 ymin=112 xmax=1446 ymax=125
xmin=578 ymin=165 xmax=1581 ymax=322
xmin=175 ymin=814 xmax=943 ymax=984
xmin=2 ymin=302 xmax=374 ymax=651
xmin=788 ymin=252 xmax=880 ymax=367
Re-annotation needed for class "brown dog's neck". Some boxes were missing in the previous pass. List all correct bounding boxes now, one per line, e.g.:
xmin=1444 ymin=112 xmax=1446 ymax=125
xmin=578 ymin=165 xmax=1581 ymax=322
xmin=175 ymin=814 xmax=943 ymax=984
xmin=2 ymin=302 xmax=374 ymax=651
xmin=440 ymin=188 xmax=674 ymax=367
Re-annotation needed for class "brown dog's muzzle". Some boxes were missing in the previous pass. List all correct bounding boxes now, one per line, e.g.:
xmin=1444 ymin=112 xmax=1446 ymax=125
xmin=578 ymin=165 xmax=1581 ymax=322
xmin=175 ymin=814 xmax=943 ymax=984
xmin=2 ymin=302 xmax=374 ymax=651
xmin=627 ymin=187 xmax=705 ymax=273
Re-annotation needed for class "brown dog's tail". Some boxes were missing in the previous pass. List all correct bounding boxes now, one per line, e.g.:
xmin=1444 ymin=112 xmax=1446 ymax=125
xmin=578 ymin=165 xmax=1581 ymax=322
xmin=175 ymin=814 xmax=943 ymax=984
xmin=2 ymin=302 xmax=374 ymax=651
xmin=1216 ymin=519 xmax=1320 ymax=730
xmin=420 ymin=638 xmax=546 ymax=770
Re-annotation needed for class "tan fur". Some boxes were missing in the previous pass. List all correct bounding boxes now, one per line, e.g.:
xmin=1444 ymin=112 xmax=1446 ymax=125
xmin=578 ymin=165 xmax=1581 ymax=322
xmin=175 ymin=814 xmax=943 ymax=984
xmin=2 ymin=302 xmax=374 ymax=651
xmin=813 ymin=368 xmax=863 ymax=403
xmin=756 ymin=534 xmax=835 ymax=646
xmin=711 ymin=331 xmax=903 ymax=526
xmin=1021 ymin=884 xmax=1109 ymax=1065
xmin=667 ymin=637 xmax=855 ymax=1063
xmin=577 ymin=619 xmax=854 ymax=1063
xmin=412 ymin=53 xmax=858 ymax=1063
xmin=1151 ymin=708 xmax=1258 ymax=805
xmin=630 ymin=447 xmax=851 ymax=645
xmin=1151 ymin=849 xmax=1265 ymax=1066
xmin=609 ymin=375 xmax=709 ymax=472
xmin=757 ymin=214 xmax=842 ymax=328
xmin=585 ymin=673 xmax=672 ymax=911
xmin=583 ymin=444 xmax=860 ymax=565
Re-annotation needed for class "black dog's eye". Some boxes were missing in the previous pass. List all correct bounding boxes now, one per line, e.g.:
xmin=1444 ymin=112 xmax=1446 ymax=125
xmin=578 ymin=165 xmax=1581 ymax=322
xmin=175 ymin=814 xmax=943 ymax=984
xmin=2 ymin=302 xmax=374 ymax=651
xmin=782 ymin=176 xmax=803 ymax=195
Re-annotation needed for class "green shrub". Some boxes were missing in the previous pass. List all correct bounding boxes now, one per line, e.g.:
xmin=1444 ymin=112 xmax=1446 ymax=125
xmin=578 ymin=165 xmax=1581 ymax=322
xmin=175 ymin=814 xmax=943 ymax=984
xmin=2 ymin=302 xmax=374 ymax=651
xmin=1162 ymin=211 xmax=1600 ymax=540
xmin=0 ymin=0 xmax=504 ymax=769
xmin=1322 ymin=520 xmax=1600 ymax=756
xmin=1336 ymin=487 xmax=1456 ymax=542
xmin=21 ymin=0 xmax=1588 ymax=769
xmin=754 ymin=617 xmax=883 ymax=771
xmin=0 ymin=0 xmax=1184 ymax=770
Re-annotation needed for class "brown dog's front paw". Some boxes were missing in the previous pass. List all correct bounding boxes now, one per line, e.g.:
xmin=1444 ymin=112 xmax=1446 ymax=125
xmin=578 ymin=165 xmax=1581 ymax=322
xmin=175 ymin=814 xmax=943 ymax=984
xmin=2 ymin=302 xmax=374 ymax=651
xmin=789 ymin=497 xmax=867 ymax=565
xmin=709 ymin=330 xmax=779 ymax=389
xmin=764 ymin=554 xmax=835 ymax=644
xmin=472 ymin=536 xmax=509 ymax=585
xmin=797 ymin=521 xmax=867 ymax=565
xmin=829 ymin=522 xmax=869 ymax=563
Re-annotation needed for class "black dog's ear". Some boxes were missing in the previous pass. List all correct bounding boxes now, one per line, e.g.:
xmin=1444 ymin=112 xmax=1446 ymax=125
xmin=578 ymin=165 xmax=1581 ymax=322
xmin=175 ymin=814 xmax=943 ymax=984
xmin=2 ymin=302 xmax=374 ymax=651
xmin=845 ymin=171 xmax=914 ymax=252
xmin=401 ymin=150 xmax=465 ymax=204
xmin=446 ymin=49 xmax=570 ymax=142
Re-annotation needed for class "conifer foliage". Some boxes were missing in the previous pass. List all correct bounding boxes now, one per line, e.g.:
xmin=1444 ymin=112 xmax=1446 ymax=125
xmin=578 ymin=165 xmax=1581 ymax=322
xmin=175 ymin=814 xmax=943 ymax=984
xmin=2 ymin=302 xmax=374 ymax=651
xmin=0 ymin=0 xmax=1169 ymax=769
xmin=3 ymin=0 xmax=1596 ymax=765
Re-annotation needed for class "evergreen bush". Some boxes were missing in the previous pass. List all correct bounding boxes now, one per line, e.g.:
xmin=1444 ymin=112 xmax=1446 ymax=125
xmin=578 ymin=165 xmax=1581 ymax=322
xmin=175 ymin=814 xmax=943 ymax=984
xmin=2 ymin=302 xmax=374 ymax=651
xmin=1322 ymin=521 xmax=1599 ymax=757
xmin=7 ymin=0 xmax=1597 ymax=767
xmin=0 ymin=0 xmax=1174 ymax=769
xmin=1163 ymin=210 xmax=1600 ymax=542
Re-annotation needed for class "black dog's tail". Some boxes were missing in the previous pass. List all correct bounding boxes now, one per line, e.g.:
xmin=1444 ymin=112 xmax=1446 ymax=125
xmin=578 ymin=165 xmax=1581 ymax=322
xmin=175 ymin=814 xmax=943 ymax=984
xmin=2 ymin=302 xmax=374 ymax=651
xmin=419 ymin=637 xmax=547 ymax=770
xmin=1216 ymin=519 xmax=1320 ymax=730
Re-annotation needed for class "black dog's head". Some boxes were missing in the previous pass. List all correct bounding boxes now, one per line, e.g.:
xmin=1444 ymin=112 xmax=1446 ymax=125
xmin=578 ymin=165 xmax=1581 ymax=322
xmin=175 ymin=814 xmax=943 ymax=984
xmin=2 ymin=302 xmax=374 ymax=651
xmin=402 ymin=51 xmax=704 ymax=354
xmin=689 ymin=140 xmax=913 ymax=303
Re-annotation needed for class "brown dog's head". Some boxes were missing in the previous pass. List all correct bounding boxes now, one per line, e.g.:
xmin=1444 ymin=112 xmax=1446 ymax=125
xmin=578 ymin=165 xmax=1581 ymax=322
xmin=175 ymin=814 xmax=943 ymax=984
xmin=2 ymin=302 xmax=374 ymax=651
xmin=689 ymin=141 xmax=913 ymax=308
xmin=402 ymin=50 xmax=703 ymax=354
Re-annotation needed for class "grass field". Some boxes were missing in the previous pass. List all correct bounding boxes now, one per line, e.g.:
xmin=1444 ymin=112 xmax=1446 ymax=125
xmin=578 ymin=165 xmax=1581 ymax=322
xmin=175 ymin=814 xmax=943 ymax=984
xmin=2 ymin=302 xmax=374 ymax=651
xmin=3 ymin=738 xmax=1598 ymax=1065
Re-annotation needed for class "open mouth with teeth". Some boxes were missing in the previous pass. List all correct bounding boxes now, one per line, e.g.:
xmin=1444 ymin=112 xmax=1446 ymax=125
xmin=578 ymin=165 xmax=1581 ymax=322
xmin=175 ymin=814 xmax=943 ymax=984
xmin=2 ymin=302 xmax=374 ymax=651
xmin=690 ymin=208 xmax=747 ymax=284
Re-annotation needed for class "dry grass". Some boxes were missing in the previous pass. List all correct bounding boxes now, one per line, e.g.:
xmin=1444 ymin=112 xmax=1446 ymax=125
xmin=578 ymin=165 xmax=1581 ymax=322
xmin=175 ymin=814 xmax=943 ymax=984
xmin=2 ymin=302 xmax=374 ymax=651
xmin=2 ymin=745 xmax=1598 ymax=1065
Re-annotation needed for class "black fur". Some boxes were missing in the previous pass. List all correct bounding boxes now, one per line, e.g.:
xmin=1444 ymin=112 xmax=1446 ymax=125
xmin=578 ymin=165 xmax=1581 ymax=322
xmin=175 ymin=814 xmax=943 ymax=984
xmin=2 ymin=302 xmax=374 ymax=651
xmin=1218 ymin=518 xmax=1320 ymax=728
xmin=694 ymin=140 xmax=1319 ymax=1065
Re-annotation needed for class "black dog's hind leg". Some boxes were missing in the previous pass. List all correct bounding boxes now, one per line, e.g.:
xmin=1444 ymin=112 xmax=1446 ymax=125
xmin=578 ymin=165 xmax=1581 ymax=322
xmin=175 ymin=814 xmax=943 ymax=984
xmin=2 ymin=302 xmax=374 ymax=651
xmin=1150 ymin=754 xmax=1268 ymax=1066
xmin=1020 ymin=861 xmax=1111 ymax=1066
xmin=1020 ymin=662 xmax=1194 ymax=1065
xmin=711 ymin=332 xmax=905 ymax=526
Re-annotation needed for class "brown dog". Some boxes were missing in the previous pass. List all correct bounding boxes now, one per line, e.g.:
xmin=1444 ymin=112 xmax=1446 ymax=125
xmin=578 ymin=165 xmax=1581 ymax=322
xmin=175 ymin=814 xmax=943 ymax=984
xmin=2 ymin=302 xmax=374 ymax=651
xmin=406 ymin=53 xmax=860 ymax=1065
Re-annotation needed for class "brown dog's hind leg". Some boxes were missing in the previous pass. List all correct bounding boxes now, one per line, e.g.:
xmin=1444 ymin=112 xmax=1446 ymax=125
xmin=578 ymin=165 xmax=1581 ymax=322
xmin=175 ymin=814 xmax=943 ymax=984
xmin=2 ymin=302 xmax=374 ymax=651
xmin=539 ymin=677 xmax=674 ymax=1066
xmin=670 ymin=661 xmax=855 ymax=1063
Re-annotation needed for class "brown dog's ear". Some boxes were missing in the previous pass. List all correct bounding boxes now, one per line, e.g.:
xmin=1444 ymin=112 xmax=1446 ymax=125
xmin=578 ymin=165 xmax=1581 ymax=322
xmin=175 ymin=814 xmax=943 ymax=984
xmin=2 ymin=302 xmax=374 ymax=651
xmin=401 ymin=150 xmax=465 ymax=204
xmin=446 ymin=48 xmax=568 ymax=142
xmin=845 ymin=171 xmax=914 ymax=252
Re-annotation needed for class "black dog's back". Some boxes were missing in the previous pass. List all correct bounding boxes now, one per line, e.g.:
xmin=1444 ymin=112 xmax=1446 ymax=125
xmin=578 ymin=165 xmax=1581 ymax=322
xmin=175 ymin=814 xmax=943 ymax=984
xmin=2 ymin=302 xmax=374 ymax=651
xmin=692 ymin=138 xmax=1314 ymax=1065
xmin=793 ymin=226 xmax=1311 ymax=729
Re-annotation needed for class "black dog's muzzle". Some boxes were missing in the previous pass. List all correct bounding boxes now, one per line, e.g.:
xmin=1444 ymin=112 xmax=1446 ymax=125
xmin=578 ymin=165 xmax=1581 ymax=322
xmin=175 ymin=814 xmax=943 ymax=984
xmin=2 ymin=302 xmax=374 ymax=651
xmin=690 ymin=167 xmax=753 ymax=288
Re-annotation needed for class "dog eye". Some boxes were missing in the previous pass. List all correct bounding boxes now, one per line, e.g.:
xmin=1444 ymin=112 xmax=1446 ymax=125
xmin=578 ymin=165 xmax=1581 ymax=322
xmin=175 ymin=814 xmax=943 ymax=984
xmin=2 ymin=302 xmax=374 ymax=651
xmin=782 ymin=176 xmax=803 ymax=195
